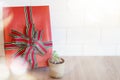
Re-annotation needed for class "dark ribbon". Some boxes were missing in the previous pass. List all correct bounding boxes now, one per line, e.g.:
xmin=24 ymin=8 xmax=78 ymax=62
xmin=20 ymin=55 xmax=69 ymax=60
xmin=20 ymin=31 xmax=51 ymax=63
xmin=5 ymin=6 xmax=52 ymax=69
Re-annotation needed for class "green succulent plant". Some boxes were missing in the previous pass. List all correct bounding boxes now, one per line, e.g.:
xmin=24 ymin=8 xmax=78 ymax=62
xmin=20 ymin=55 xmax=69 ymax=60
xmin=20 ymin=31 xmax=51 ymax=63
xmin=51 ymin=51 xmax=62 ymax=64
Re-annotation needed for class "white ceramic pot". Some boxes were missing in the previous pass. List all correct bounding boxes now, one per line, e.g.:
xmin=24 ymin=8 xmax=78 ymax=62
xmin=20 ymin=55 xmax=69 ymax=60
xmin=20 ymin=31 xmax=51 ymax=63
xmin=48 ymin=58 xmax=65 ymax=79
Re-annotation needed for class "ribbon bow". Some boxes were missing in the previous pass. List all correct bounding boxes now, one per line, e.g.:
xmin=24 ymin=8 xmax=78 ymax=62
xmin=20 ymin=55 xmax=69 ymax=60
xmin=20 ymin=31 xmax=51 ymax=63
xmin=5 ymin=6 xmax=52 ymax=69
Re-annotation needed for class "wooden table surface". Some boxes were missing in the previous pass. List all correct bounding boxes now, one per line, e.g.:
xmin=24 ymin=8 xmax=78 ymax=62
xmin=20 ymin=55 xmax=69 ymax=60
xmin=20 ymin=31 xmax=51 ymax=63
xmin=6 ymin=56 xmax=120 ymax=80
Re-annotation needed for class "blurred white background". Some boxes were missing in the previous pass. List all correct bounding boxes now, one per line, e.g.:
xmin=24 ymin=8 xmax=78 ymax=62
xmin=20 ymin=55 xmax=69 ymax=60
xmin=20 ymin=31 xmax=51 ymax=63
xmin=1 ymin=0 xmax=120 ymax=56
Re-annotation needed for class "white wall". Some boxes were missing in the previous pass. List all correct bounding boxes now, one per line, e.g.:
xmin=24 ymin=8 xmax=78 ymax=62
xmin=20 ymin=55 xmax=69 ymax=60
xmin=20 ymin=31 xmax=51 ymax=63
xmin=1 ymin=0 xmax=120 ymax=56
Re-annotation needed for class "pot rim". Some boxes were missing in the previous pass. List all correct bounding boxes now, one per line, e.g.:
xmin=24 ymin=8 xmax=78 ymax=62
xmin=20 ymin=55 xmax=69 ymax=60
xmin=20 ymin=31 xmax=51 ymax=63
xmin=48 ymin=58 xmax=65 ymax=64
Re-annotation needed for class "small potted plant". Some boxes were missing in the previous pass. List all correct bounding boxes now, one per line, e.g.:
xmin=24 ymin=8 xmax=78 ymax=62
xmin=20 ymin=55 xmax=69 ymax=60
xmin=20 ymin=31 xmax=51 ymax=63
xmin=48 ymin=51 xmax=65 ymax=79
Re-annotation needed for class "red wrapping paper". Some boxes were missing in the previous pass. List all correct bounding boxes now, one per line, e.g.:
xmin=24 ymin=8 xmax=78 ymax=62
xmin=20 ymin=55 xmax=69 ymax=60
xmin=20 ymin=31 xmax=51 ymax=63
xmin=3 ymin=6 xmax=52 ymax=68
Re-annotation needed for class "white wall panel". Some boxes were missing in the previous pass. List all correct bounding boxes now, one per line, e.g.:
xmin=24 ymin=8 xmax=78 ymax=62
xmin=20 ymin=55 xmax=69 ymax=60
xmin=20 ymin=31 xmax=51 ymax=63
xmin=101 ymin=28 xmax=120 ymax=44
xmin=83 ymin=44 xmax=117 ymax=56
xmin=67 ymin=27 xmax=100 ymax=44
xmin=1 ymin=0 xmax=30 ymax=7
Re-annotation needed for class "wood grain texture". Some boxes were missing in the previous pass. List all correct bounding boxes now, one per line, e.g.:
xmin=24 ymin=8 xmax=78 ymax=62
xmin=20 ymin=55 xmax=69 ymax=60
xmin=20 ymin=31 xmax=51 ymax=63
xmin=9 ymin=56 xmax=120 ymax=80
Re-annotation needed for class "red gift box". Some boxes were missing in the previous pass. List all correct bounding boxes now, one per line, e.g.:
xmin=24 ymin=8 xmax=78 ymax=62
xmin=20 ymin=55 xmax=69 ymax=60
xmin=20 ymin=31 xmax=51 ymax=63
xmin=3 ymin=6 xmax=52 ymax=68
